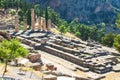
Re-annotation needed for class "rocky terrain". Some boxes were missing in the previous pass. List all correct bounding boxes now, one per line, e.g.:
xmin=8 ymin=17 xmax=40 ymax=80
xmin=27 ymin=0 xmax=120 ymax=25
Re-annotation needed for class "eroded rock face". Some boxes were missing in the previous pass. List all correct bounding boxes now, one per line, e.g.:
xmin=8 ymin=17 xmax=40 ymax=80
xmin=28 ymin=0 xmax=120 ymax=24
xmin=0 ymin=31 xmax=11 ymax=41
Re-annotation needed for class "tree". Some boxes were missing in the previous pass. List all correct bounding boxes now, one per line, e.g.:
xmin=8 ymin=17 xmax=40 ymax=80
xmin=100 ymin=22 xmax=106 ymax=27
xmin=47 ymin=7 xmax=60 ymax=26
xmin=115 ymin=14 xmax=120 ymax=52
xmin=102 ymin=33 xmax=116 ymax=47
xmin=45 ymin=5 xmax=48 ymax=28
xmin=89 ymin=26 xmax=98 ymax=40
xmin=9 ymin=9 xmax=16 ymax=15
xmin=0 ymin=38 xmax=29 ymax=77
xmin=75 ymin=31 xmax=81 ymax=38
xmin=69 ymin=18 xmax=79 ymax=33
xmin=34 ymin=4 xmax=41 ymax=17
xmin=59 ymin=25 xmax=67 ymax=34
xmin=116 ymin=14 xmax=120 ymax=28
xmin=15 ymin=0 xmax=20 ymax=10
xmin=113 ymin=34 xmax=120 ymax=52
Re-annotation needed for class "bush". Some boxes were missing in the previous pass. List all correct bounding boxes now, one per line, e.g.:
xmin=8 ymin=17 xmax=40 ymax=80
xmin=59 ymin=25 xmax=67 ymax=34
xmin=75 ymin=31 xmax=81 ymax=37
xmin=9 ymin=9 xmax=16 ymax=15
xmin=102 ymin=33 xmax=116 ymax=47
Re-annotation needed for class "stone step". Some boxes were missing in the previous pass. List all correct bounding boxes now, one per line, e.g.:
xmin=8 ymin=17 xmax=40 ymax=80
xmin=39 ymin=45 xmax=89 ymax=72
xmin=47 ymin=42 xmax=79 ymax=54
xmin=21 ymin=43 xmax=34 ymax=52
xmin=22 ymin=39 xmax=38 ymax=47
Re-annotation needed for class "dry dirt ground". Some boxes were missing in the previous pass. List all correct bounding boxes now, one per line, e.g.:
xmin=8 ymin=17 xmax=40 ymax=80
xmin=0 ymin=63 xmax=41 ymax=80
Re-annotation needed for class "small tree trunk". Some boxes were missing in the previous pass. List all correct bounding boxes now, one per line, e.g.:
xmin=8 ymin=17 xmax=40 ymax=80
xmin=2 ymin=59 xmax=8 ymax=78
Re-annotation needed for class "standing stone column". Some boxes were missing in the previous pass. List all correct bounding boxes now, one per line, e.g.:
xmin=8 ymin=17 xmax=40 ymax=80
xmin=31 ymin=9 xmax=35 ymax=30
xmin=41 ymin=18 xmax=43 ymax=31
xmin=47 ymin=19 xmax=51 ymax=32
xmin=43 ymin=19 xmax=46 ymax=31
xmin=40 ymin=19 xmax=43 ymax=30
xmin=14 ymin=16 xmax=19 ymax=32
xmin=37 ymin=17 xmax=41 ymax=30
xmin=41 ymin=18 xmax=46 ymax=31
xmin=23 ymin=19 xmax=27 ymax=31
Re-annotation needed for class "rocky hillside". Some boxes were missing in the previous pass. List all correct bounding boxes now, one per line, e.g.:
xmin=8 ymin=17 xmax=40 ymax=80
xmin=27 ymin=0 xmax=120 ymax=25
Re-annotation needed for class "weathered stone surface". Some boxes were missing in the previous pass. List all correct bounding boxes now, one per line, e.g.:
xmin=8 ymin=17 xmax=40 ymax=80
xmin=28 ymin=53 xmax=41 ymax=63
xmin=31 ymin=9 xmax=35 ymax=30
xmin=113 ymin=64 xmax=120 ymax=72
xmin=23 ymin=19 xmax=27 ymax=31
xmin=47 ymin=19 xmax=51 ymax=32
xmin=37 ymin=17 xmax=41 ymax=30
xmin=0 ymin=31 xmax=11 ymax=41
xmin=14 ymin=16 xmax=19 ymax=32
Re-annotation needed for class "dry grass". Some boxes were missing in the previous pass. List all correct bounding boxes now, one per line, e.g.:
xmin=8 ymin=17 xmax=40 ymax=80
xmin=64 ymin=32 xmax=79 ymax=39
xmin=51 ymin=28 xmax=61 ymax=34
xmin=101 ymin=72 xmax=120 ymax=80
xmin=51 ymin=28 xmax=79 ymax=40
xmin=76 ymin=70 xmax=88 ymax=78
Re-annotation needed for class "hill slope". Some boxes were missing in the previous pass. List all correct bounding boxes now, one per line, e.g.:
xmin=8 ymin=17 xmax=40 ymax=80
xmin=27 ymin=0 xmax=120 ymax=25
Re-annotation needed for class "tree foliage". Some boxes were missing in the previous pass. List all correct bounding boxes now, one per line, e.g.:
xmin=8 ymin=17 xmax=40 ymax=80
xmin=75 ymin=31 xmax=81 ymax=37
xmin=116 ymin=14 xmax=120 ymax=28
xmin=47 ymin=7 xmax=61 ymax=26
xmin=114 ymin=34 xmax=120 ymax=52
xmin=102 ymin=33 xmax=116 ymax=47
xmin=59 ymin=25 xmax=67 ymax=34
xmin=45 ymin=5 xmax=48 ymax=28
xmin=0 ymin=38 xmax=29 ymax=77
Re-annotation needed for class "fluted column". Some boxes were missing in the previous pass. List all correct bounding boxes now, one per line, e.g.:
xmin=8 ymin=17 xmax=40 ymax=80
xmin=31 ymin=9 xmax=35 ymax=30
xmin=23 ymin=19 xmax=27 ymax=31
xmin=47 ymin=19 xmax=51 ymax=32
xmin=40 ymin=18 xmax=43 ymax=30
xmin=43 ymin=19 xmax=46 ymax=31
xmin=37 ymin=17 xmax=41 ymax=30
xmin=41 ymin=18 xmax=46 ymax=31
xmin=14 ymin=16 xmax=19 ymax=32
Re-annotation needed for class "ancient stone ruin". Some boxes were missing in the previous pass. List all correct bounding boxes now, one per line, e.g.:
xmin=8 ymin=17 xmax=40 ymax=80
xmin=14 ymin=16 xmax=19 ymax=32
xmin=23 ymin=19 xmax=27 ymax=31
xmin=12 ymin=9 xmax=52 ymax=33
xmin=31 ymin=9 xmax=35 ymax=30
xmin=5 ymin=8 xmax=120 ymax=80
xmin=13 ymin=31 xmax=120 ymax=74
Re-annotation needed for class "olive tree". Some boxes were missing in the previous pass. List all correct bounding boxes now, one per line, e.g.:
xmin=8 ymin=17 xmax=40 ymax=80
xmin=0 ymin=38 xmax=29 ymax=77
